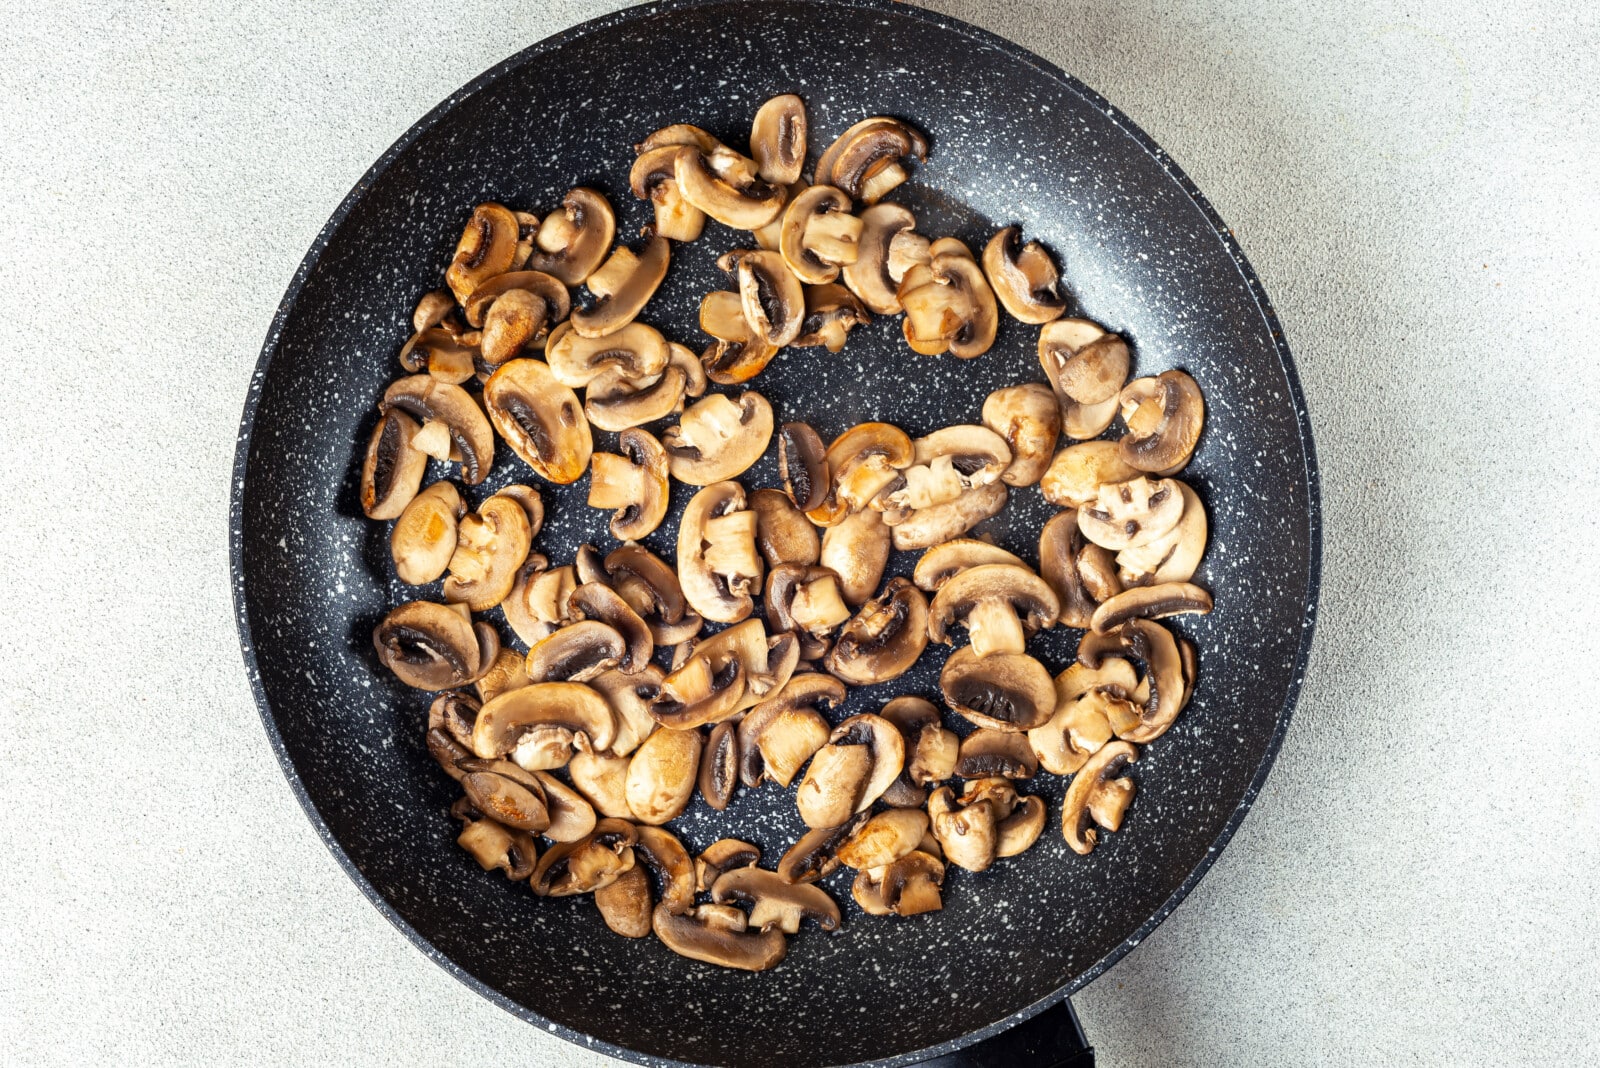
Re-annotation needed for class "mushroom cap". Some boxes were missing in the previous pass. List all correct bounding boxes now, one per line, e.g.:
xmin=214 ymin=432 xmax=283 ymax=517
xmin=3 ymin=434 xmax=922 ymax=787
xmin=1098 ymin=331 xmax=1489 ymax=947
xmin=398 ymin=327 xmax=476 ymax=384
xmin=698 ymin=719 xmax=740 ymax=811
xmin=996 ymin=794 xmax=1048 ymax=856
xmin=940 ymin=647 xmax=1056 ymax=732
xmin=751 ymin=93 xmax=808 ymax=186
xmin=793 ymin=283 xmax=871 ymax=352
xmin=470 ymin=681 xmax=616 ymax=760
xmin=779 ymin=186 xmax=861 ymax=285
xmin=446 ymin=202 xmax=520 ymax=302
xmin=673 ymin=147 xmax=789 ymax=230
xmin=842 ymin=202 xmax=919 ymax=314
xmin=586 ymin=664 xmax=663 ymax=758
xmin=889 ymin=481 xmax=1009 ymax=552
xmin=636 ymin=123 xmax=725 ymax=155
xmin=381 ymin=375 xmax=496 ymax=486
xmin=696 ymin=839 xmax=762 ymax=893
xmin=982 ymin=226 xmax=1067 ymax=324
xmin=525 ymin=187 xmax=616 ymax=286
xmin=696 ymin=618 xmax=799 ymax=713
xmin=373 ymin=600 xmax=482 ymax=690
xmin=819 ymin=507 xmax=891 ymax=607
xmin=676 ymin=481 xmax=762 ymax=624
xmin=501 ymin=558 xmax=571 ymax=646
xmin=712 ymin=866 xmax=841 ymax=934
xmin=698 ymin=290 xmax=781 ymax=384
xmin=1062 ymin=739 xmax=1139 ymax=855
xmin=571 ymin=236 xmax=670 ymax=339
xmin=1119 ymin=370 xmax=1206 ymax=475
xmin=567 ymin=582 xmax=655 ymax=673
xmin=652 ymin=903 xmax=787 ymax=972
xmin=852 ymin=850 xmax=945 ymax=917
xmin=531 ymin=769 xmax=599 ymax=842
xmin=880 ymin=695 xmax=959 ymax=788
xmin=650 ymin=650 xmax=746 ymax=731
xmin=547 ymin=320 xmax=671 ymax=388
xmin=1038 ymin=509 xmax=1097 ymax=630
xmin=1078 ymin=476 xmax=1185 ymax=551
xmin=662 ymin=392 xmax=774 ymax=487
xmin=822 ymin=421 xmax=915 ymax=517
xmin=718 ymin=249 xmax=806 ymax=347
xmin=1042 ymin=330 xmax=1130 ymax=405
xmin=776 ymin=811 xmax=870 ymax=885
xmin=532 ymin=818 xmax=638 ymax=895
xmin=825 ymin=578 xmax=930 ymax=686
xmin=1088 ymin=617 xmax=1188 ymax=743
xmin=837 ymin=808 xmax=930 ymax=870
xmin=360 ymin=409 xmax=428 ymax=520
xmin=625 ymin=726 xmax=703 ymax=825
xmin=750 ymin=488 xmax=820 ymax=569
xmin=777 ymin=421 xmax=829 ymax=511
xmin=928 ymin=784 xmax=1000 ymax=873
xmin=765 ymin=564 xmax=850 ymax=660
xmin=795 ymin=713 xmax=906 ymax=828
xmin=815 ymin=117 xmax=928 ymax=203
xmin=633 ymin=824 xmax=696 ymax=915
xmin=594 ymin=865 xmax=653 ymax=938
xmin=982 ymin=382 xmax=1062 ymax=488
xmin=1089 ymin=581 xmax=1214 ymax=633
xmin=898 ymin=242 xmax=999 ymax=359
xmin=582 ymin=365 xmax=688 ymax=433
xmin=474 ymin=647 xmax=530 ymax=705
xmin=629 ymin=146 xmax=707 ymax=243
xmin=876 ymin=425 xmax=1012 ymax=514
xmin=481 ymin=358 xmax=591 ymax=485
xmin=586 ymin=428 xmax=670 ymax=542
xmin=927 ymin=562 xmax=1059 ymax=655
xmin=1041 ymin=440 xmax=1142 ymax=509
xmin=443 ymin=496 xmax=533 ymax=611
xmin=453 ymin=802 xmax=540 ymax=881
xmin=524 ymin=620 xmax=626 ymax=683
xmin=912 ymin=538 xmax=1026 ymax=592
xmin=955 ymin=729 xmax=1040 ymax=779
xmin=391 ymin=481 xmax=464 ymax=585
xmin=604 ymin=543 xmax=690 ymax=629
xmin=1117 ymin=481 xmax=1207 ymax=587
xmin=462 ymin=269 xmax=570 ymax=332
xmin=738 ymin=672 xmax=843 ymax=788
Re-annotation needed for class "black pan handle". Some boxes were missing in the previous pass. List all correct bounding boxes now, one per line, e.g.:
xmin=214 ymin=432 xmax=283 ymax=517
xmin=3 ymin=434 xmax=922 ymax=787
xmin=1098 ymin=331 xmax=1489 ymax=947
xmin=912 ymin=999 xmax=1094 ymax=1068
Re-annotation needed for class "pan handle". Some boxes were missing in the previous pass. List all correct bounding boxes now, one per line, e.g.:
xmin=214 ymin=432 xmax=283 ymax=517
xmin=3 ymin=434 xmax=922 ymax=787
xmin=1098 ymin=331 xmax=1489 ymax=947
xmin=911 ymin=999 xmax=1094 ymax=1068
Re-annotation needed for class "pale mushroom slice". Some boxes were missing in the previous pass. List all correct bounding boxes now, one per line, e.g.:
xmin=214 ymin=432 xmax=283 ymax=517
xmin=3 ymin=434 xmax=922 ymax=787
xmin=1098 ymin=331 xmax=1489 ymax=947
xmin=795 ymin=714 xmax=905 ymax=828
xmin=568 ymin=749 xmax=634 ymax=819
xmin=398 ymin=327 xmax=477 ymax=384
xmin=412 ymin=288 xmax=457 ymax=334
xmin=1118 ymin=370 xmax=1205 ymax=475
xmin=955 ymin=730 xmax=1039 ymax=780
xmin=652 ymin=903 xmax=787 ymax=972
xmin=1027 ymin=659 xmax=1138 ymax=777
xmin=778 ymin=421 xmax=830 ymax=512
xmin=719 ymin=249 xmax=805 ymax=348
xmin=880 ymin=695 xmax=959 ymax=803
xmin=874 ymin=425 xmax=1012 ymax=520
xmin=373 ymin=601 xmax=482 ymax=690
xmin=1077 ymin=618 xmax=1189 ymax=743
xmin=595 ymin=866 xmax=653 ymax=938
xmin=912 ymin=538 xmax=1026 ymax=593
xmin=586 ymin=664 xmax=663 ymax=759
xmin=1041 ymin=440 xmax=1143 ymax=509
xmin=927 ymin=562 xmax=1058 ymax=658
xmin=853 ymin=851 xmax=945 ymax=917
xmin=532 ymin=818 xmax=638 ymax=895
xmin=824 ymin=578 xmax=930 ymax=686
xmin=815 ymin=117 xmax=929 ymax=204
xmin=501 ymin=559 xmax=576 ymax=646
xmin=779 ymin=186 xmax=863 ymax=285
xmin=445 ymin=202 xmax=520 ymax=302
xmin=836 ymin=809 xmax=929 ymax=870
xmin=997 ymin=795 xmax=1048 ymax=857
xmin=842 ymin=203 xmax=920 ymax=314
xmin=982 ymin=226 xmax=1067 ymax=324
xmin=629 ymin=146 xmax=706 ymax=243
xmin=587 ymin=428 xmax=669 ymax=541
xmin=391 ymin=481 xmax=464 ymax=584
xmin=737 ymin=672 xmax=842 ymax=788
xmin=361 ymin=410 xmax=428 ymax=519
xmin=698 ymin=289 xmax=781 ymax=385
xmin=443 ymin=494 xmax=533 ymax=611
xmin=546 ymin=320 xmax=671 ymax=389
xmin=583 ymin=363 xmax=688 ymax=432
xmin=898 ymin=239 xmax=999 ymax=359
xmin=525 ymin=187 xmax=616 ymax=286
xmin=676 ymin=481 xmax=762 ymax=624
xmin=751 ymin=94 xmax=807 ymax=186
xmin=567 ymin=584 xmax=654 ymax=674
xmin=523 ymin=621 xmax=626 ymax=684
xmin=1116 ymin=480 xmax=1207 ymax=587
xmin=765 ymin=564 xmax=850 ymax=660
xmin=696 ymin=839 xmax=762 ymax=894
xmin=927 ymin=784 xmax=1000 ymax=873
xmin=776 ymin=812 xmax=870 ymax=885
xmin=819 ymin=506 xmax=893 ymax=613
xmin=940 ymin=647 xmax=1056 ymax=732
xmin=481 ymin=358 xmax=591 ymax=485
xmin=571 ymin=235 xmax=670 ymax=338
xmin=382 ymin=375 xmax=496 ymax=486
xmin=662 ymin=392 xmax=774 ymax=485
xmin=793 ymin=283 xmax=871 ymax=352
xmin=1090 ymin=581 xmax=1214 ymax=633
xmin=470 ymin=681 xmax=616 ymax=766
xmin=699 ymin=720 xmax=740 ymax=811
xmin=450 ymin=797 xmax=539 ymax=881
xmin=712 ymin=867 xmax=840 ymax=934
xmin=983 ymin=383 xmax=1062 ymax=487
xmin=1063 ymin=740 xmax=1139 ymax=855
xmin=625 ymin=726 xmax=703 ymax=825
xmin=889 ymin=481 xmax=1008 ymax=552
xmin=1078 ymin=476 xmax=1185 ymax=551
xmin=750 ymin=488 xmax=821 ymax=569
xmin=532 ymin=770 xmax=599 ymax=842
xmin=673 ymin=145 xmax=789 ymax=230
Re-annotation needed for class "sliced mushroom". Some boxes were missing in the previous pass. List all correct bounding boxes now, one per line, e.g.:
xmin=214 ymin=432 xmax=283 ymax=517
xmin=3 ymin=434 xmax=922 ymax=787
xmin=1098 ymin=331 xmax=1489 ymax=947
xmin=792 ymin=283 xmax=870 ymax=352
xmin=1038 ymin=510 xmax=1097 ymax=630
xmin=532 ymin=818 xmax=638 ymax=895
xmin=595 ymin=865 xmax=653 ymax=938
xmin=531 ymin=770 xmax=598 ymax=842
xmin=456 ymin=758 xmax=550 ymax=833
xmin=633 ymin=824 xmax=696 ymax=915
xmin=795 ymin=714 xmax=905 ymax=828
xmin=391 ymin=481 xmax=464 ymax=584
xmin=583 ymin=364 xmax=688 ymax=430
xmin=712 ymin=866 xmax=840 ymax=934
xmin=429 ymin=689 xmax=481 ymax=752
xmin=1078 ymin=618 xmax=1187 ymax=743
xmin=820 ymin=507 xmax=892 ymax=606
xmin=381 ymin=375 xmax=495 ymax=486
xmin=547 ymin=320 xmax=671 ymax=388
xmin=501 ymin=559 xmax=576 ymax=646
xmin=982 ymin=226 xmax=1067 ymax=324
xmin=630 ymin=146 xmax=707 ymax=243
xmin=881 ymin=695 xmax=959 ymax=793
xmin=983 ymin=383 xmax=1062 ymax=487
xmin=470 ymin=681 xmax=616 ymax=765
xmin=940 ymin=646 xmax=1056 ymax=732
xmin=765 ymin=565 xmax=851 ymax=660
xmin=1117 ymin=481 xmax=1207 ymax=586
xmin=1041 ymin=440 xmax=1142 ymax=509
xmin=373 ymin=601 xmax=481 ymax=690
xmin=525 ymin=188 xmax=616 ymax=286
xmin=750 ymin=488 xmax=820 ymax=568
xmin=995 ymin=795 xmax=1047 ymax=857
xmin=927 ymin=562 xmax=1057 ymax=657
xmin=652 ymin=903 xmax=787 ymax=972
xmin=446 ymin=202 xmax=519 ymax=302
xmin=698 ymin=289 xmax=781 ymax=385
xmin=1039 ymin=319 xmax=1130 ymax=405
xmin=890 ymin=481 xmax=1008 ymax=552
xmin=662 ymin=392 xmax=774 ymax=486
xmin=1063 ymin=740 xmax=1138 ymax=855
xmin=1090 ymin=581 xmax=1213 ymax=633
xmin=899 ymin=240 xmax=1000 ymax=359
xmin=478 ymin=290 xmax=557 ymax=367
xmin=776 ymin=812 xmax=870 ymax=885
xmin=751 ymin=93 xmax=807 ymax=186
xmin=777 ymin=421 xmax=829 ymax=511
xmin=461 ymin=270 xmax=570 ymax=331
xmin=1028 ymin=674 xmax=1132 ymax=776
xmin=818 ymin=422 xmax=915 ymax=520
xmin=676 ymin=481 xmax=763 ymax=624
xmin=442 ymin=495 xmax=532 ymax=611
xmin=815 ymin=117 xmax=928 ymax=204
xmin=853 ymin=851 xmax=945 ymax=917
xmin=451 ymin=798 xmax=539 ymax=880
xmin=956 ymin=730 xmax=1039 ymax=779
xmin=361 ymin=410 xmax=428 ymax=519
xmin=603 ymin=544 xmax=698 ymax=645
xmin=571 ymin=235 xmax=670 ymax=338
xmin=673 ymin=145 xmax=788 ymax=230
xmin=567 ymin=583 xmax=654 ymax=673
xmin=587 ymin=428 xmax=669 ymax=541
xmin=413 ymin=288 xmax=457 ymax=333
xmin=825 ymin=578 xmax=929 ymax=686
xmin=475 ymin=648 xmax=530 ymax=704
xmin=568 ymin=749 xmax=634 ymax=819
xmin=912 ymin=538 xmax=1025 ymax=592
xmin=686 ymin=618 xmax=799 ymax=714
xmin=837 ymin=809 xmax=929 ymax=870
xmin=737 ymin=672 xmax=842 ymax=788
xmin=625 ymin=726 xmax=703 ymax=825
xmin=927 ymin=785 xmax=1000 ymax=873
xmin=1078 ymin=477 xmax=1185 ymax=551
xmin=524 ymin=621 xmax=625 ymax=684
xmin=636 ymin=123 xmax=725 ymax=155
xmin=587 ymin=665 xmax=662 ymax=757
xmin=699 ymin=720 xmax=740 ymax=811
xmin=779 ymin=186 xmax=862 ymax=285
xmin=398 ymin=327 xmax=478 ymax=384
xmin=1119 ymin=370 xmax=1205 ymax=475
xmin=875 ymin=425 xmax=1012 ymax=517
xmin=481 ymin=359 xmax=591 ymax=485
xmin=696 ymin=839 xmax=761 ymax=893
xmin=842 ymin=203 xmax=919 ymax=314
xmin=718 ymin=249 xmax=805 ymax=347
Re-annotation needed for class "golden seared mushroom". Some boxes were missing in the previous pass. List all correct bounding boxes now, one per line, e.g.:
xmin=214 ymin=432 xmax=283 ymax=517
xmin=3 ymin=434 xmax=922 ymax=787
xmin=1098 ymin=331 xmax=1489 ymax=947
xmin=1028 ymin=660 xmax=1138 ymax=775
xmin=451 ymin=798 xmax=539 ymax=881
xmin=820 ymin=508 xmax=892 ymax=606
xmin=475 ymin=648 xmax=530 ymax=704
xmin=793 ymin=283 xmax=871 ymax=352
xmin=765 ymin=565 xmax=851 ymax=660
xmin=525 ymin=187 xmax=616 ymax=286
xmin=456 ymin=759 xmax=552 ymax=833
xmin=777 ymin=421 xmax=830 ymax=512
xmin=836 ymin=809 xmax=929 ymax=870
xmin=595 ymin=865 xmax=653 ymax=938
xmin=583 ymin=364 xmax=686 ymax=432
xmin=889 ymin=481 xmax=1009 ymax=552
xmin=587 ymin=664 xmax=663 ymax=757
xmin=1090 ymin=582 xmax=1213 ymax=633
xmin=899 ymin=239 xmax=1000 ymax=359
xmin=567 ymin=584 xmax=654 ymax=673
xmin=699 ymin=720 xmax=740 ymax=810
xmin=825 ymin=578 xmax=930 ymax=686
xmin=398 ymin=327 xmax=477 ymax=384
xmin=603 ymin=544 xmax=702 ymax=646
xmin=983 ymin=383 xmax=1062 ymax=487
xmin=381 ymin=375 xmax=496 ymax=486
xmin=912 ymin=538 xmax=1026 ymax=593
xmin=718 ymin=249 xmax=806 ymax=348
xmin=712 ymin=867 xmax=840 ymax=934
xmin=817 ymin=421 xmax=915 ymax=521
xmin=853 ymin=851 xmax=945 ymax=917
xmin=673 ymin=144 xmax=789 ymax=230
xmin=446 ymin=202 xmax=520 ymax=302
xmin=630 ymin=146 xmax=706 ymax=243
xmin=532 ymin=770 xmax=599 ymax=842
xmin=443 ymin=494 xmax=533 ymax=611
xmin=1062 ymin=740 xmax=1139 ymax=855
xmin=1041 ymin=440 xmax=1142 ymax=509
xmin=1117 ymin=481 xmax=1207 ymax=587
xmin=648 ymin=643 xmax=744 ymax=730
xmin=699 ymin=289 xmax=781 ymax=384
xmin=587 ymin=428 xmax=669 ymax=541
xmin=796 ymin=714 xmax=905 ymax=828
xmin=1078 ymin=617 xmax=1189 ymax=743
xmin=842 ymin=203 xmax=920 ymax=314
xmin=751 ymin=93 xmax=807 ymax=186
xmin=653 ymin=903 xmax=787 ymax=972
xmin=697 ymin=839 xmax=761 ymax=893
xmin=875 ymin=425 xmax=1012 ymax=520
xmin=940 ymin=646 xmax=1056 ymax=732
xmin=927 ymin=563 xmax=1059 ymax=659
xmin=737 ymin=672 xmax=842 ymax=788
xmin=997 ymin=794 xmax=1048 ymax=856
xmin=815 ymin=116 xmax=929 ymax=204
xmin=695 ymin=619 xmax=799 ymax=714
xmin=1119 ymin=370 xmax=1206 ymax=475
xmin=1078 ymin=476 xmax=1185 ymax=551
xmin=413 ymin=288 xmax=458 ymax=333
xmin=776 ymin=812 xmax=870 ymax=884
xmin=501 ymin=559 xmax=576 ymax=646
xmin=546 ymin=320 xmax=671 ymax=388
xmin=482 ymin=358 xmax=591 ymax=485
xmin=391 ymin=481 xmax=464 ymax=584
xmin=572 ymin=235 xmax=670 ymax=338
xmin=373 ymin=601 xmax=482 ymax=690
xmin=511 ymin=210 xmax=543 ymax=269
xmin=429 ymin=689 xmax=481 ymax=755
xmin=636 ymin=123 xmax=725 ymax=154
xmin=470 ymin=681 xmax=616 ymax=767
xmin=532 ymin=818 xmax=638 ymax=896
xmin=982 ymin=226 xmax=1068 ymax=324
xmin=880 ymin=695 xmax=959 ymax=804
xmin=927 ymin=784 xmax=1001 ymax=873
xmin=750 ymin=489 xmax=820 ymax=569
xmin=524 ymin=621 xmax=626 ymax=684
xmin=779 ymin=186 xmax=863 ymax=285
xmin=676 ymin=481 xmax=763 ymax=624
xmin=1038 ymin=510 xmax=1098 ymax=629
xmin=568 ymin=749 xmax=634 ymax=819
xmin=1036 ymin=318 xmax=1127 ymax=439
xmin=955 ymin=730 xmax=1039 ymax=779
xmin=466 ymin=273 xmax=572 ymax=367
xmin=632 ymin=824 xmax=697 ymax=915
xmin=662 ymin=392 xmax=774 ymax=485
xmin=625 ymin=726 xmax=703 ymax=824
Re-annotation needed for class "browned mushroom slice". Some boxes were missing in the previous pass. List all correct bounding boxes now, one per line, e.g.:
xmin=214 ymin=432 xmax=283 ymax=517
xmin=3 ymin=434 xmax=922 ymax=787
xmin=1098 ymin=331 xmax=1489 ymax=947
xmin=632 ymin=824 xmax=696 ymax=915
xmin=751 ymin=94 xmax=807 ymax=186
xmin=474 ymin=647 xmax=530 ymax=705
xmin=815 ymin=117 xmax=929 ymax=204
xmin=571 ymin=235 xmax=670 ymax=338
xmin=853 ymin=851 xmax=945 ymax=917
xmin=825 ymin=578 xmax=929 ymax=686
xmin=820 ymin=507 xmax=892 ymax=607
xmin=652 ymin=903 xmax=787 ymax=972
xmin=635 ymin=123 xmax=725 ymax=154
xmin=881 ymin=695 xmax=959 ymax=797
xmin=594 ymin=865 xmax=652 ymax=938
xmin=982 ymin=383 xmax=1062 ymax=488
xmin=441 ymin=496 xmax=532 ymax=611
xmin=899 ymin=240 xmax=999 ymax=359
xmin=927 ymin=563 xmax=1058 ymax=658
xmin=446 ymin=202 xmax=520 ymax=302
xmin=712 ymin=867 xmax=840 ymax=934
xmin=955 ymin=729 xmax=1039 ymax=779
xmin=1078 ymin=476 xmax=1185 ymax=551
xmin=501 ymin=559 xmax=574 ymax=646
xmin=567 ymin=583 xmax=654 ymax=674
xmin=530 ymin=770 xmax=599 ymax=842
xmin=875 ymin=425 xmax=1012 ymax=518
xmin=776 ymin=421 xmax=829 ymax=511
xmin=602 ymin=544 xmax=696 ymax=644
xmin=1119 ymin=370 xmax=1205 ymax=475
xmin=776 ymin=812 xmax=870 ymax=885
xmin=1079 ymin=617 xmax=1189 ymax=743
xmin=662 ymin=392 xmax=774 ymax=486
xmin=455 ymin=760 xmax=551 ymax=834
xmin=995 ymin=794 xmax=1048 ymax=857
xmin=413 ymin=288 xmax=457 ymax=333
xmin=765 ymin=565 xmax=850 ymax=660
xmin=475 ymin=285 xmax=568 ymax=368
xmin=373 ymin=601 xmax=482 ymax=690
xmin=912 ymin=538 xmax=1026 ymax=593
xmin=391 ymin=481 xmax=463 ymax=584
xmin=940 ymin=646 xmax=1056 ymax=732
xmin=927 ymin=784 xmax=1001 ymax=873
xmin=673 ymin=145 xmax=789 ymax=230
xmin=461 ymin=270 xmax=570 ymax=330
xmin=524 ymin=621 xmax=626 ymax=684
xmin=470 ymin=681 xmax=616 ymax=765
xmin=568 ymin=749 xmax=634 ymax=818
xmin=842 ymin=203 xmax=919 ymax=314
xmin=675 ymin=481 xmax=762 ymax=624
xmin=1037 ymin=510 xmax=1096 ymax=630
xmin=792 ymin=283 xmax=870 ymax=352
xmin=532 ymin=818 xmax=638 ymax=895
xmin=889 ymin=481 xmax=1008 ymax=552
xmin=780 ymin=186 xmax=863 ymax=285
xmin=587 ymin=428 xmax=669 ymax=541
xmin=818 ymin=421 xmax=915 ymax=520
xmin=982 ymin=226 xmax=1067 ymax=324
xmin=697 ymin=619 xmax=799 ymax=713
xmin=737 ymin=672 xmax=842 ymax=788
xmin=795 ymin=713 xmax=905 ymax=828
xmin=699 ymin=720 xmax=740 ymax=811
xmin=481 ymin=358 xmax=590 ymax=485
xmin=625 ymin=726 xmax=703 ymax=824
xmin=629 ymin=146 xmax=707 ymax=243
xmin=1039 ymin=319 xmax=1130 ymax=404
xmin=1117 ymin=481 xmax=1207 ymax=587
xmin=451 ymin=798 xmax=540 ymax=880
xmin=696 ymin=839 xmax=761 ymax=893
xmin=1027 ymin=658 xmax=1139 ymax=774
xmin=699 ymin=289 xmax=781 ymax=385
xmin=525 ymin=187 xmax=616 ymax=286
xmin=546 ymin=320 xmax=670 ymax=388
xmin=429 ymin=690 xmax=481 ymax=753
xmin=1041 ymin=440 xmax=1142 ymax=509
xmin=398 ymin=328 xmax=477 ymax=384
xmin=381 ymin=375 xmax=495 ymax=486
xmin=745 ymin=491 xmax=817 ymax=572
xmin=586 ymin=664 xmax=662 ymax=758
xmin=718 ymin=249 xmax=805 ymax=348
xmin=1063 ymin=740 xmax=1139 ymax=855
xmin=1090 ymin=581 xmax=1213 ymax=633
xmin=836 ymin=809 xmax=929 ymax=870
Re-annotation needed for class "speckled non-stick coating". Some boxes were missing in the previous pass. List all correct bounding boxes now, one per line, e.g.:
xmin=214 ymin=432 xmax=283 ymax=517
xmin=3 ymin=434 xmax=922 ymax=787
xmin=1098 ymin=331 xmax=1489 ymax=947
xmin=231 ymin=2 xmax=1319 ymax=1066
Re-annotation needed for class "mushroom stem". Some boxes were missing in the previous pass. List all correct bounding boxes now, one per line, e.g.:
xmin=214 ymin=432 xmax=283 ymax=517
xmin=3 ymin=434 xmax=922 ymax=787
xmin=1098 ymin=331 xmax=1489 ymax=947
xmin=965 ymin=597 xmax=1029 ymax=658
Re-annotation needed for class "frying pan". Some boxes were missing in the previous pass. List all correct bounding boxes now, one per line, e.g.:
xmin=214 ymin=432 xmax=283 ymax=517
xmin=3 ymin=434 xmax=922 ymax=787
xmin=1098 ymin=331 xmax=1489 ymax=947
xmin=230 ymin=1 xmax=1321 ymax=1065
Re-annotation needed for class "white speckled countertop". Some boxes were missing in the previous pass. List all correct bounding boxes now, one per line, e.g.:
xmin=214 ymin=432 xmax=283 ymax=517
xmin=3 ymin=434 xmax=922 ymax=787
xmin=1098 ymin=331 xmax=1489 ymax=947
xmin=1 ymin=0 xmax=1596 ymax=1064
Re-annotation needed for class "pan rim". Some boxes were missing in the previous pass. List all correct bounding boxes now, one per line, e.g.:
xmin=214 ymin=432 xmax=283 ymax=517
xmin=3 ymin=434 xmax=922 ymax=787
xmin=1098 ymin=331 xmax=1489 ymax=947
xmin=228 ymin=1 xmax=1323 ymax=1065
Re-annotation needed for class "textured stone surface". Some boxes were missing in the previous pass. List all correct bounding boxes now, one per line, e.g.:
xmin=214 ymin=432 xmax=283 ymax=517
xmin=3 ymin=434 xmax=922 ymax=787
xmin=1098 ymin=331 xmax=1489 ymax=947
xmin=0 ymin=1 xmax=1595 ymax=1066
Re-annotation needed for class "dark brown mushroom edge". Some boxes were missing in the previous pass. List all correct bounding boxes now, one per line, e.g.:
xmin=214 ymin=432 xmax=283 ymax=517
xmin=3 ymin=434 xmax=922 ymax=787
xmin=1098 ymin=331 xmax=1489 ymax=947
xmin=359 ymin=93 xmax=1215 ymax=971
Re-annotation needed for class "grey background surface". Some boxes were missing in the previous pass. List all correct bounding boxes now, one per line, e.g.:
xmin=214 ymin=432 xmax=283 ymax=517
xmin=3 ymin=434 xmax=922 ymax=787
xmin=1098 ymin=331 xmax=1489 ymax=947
xmin=1 ymin=0 xmax=1595 ymax=1065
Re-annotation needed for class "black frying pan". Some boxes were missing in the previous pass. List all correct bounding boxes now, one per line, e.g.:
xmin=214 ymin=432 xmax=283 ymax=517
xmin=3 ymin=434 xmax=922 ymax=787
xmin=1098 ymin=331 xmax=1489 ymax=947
xmin=230 ymin=2 xmax=1321 ymax=1065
